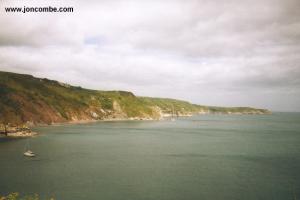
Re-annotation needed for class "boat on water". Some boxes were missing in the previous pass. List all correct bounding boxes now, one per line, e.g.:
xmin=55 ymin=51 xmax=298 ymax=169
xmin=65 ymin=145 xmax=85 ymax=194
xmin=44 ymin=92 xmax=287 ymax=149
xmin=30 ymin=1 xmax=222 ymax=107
xmin=171 ymin=104 xmax=176 ymax=121
xmin=23 ymin=138 xmax=36 ymax=157
xmin=24 ymin=150 xmax=35 ymax=157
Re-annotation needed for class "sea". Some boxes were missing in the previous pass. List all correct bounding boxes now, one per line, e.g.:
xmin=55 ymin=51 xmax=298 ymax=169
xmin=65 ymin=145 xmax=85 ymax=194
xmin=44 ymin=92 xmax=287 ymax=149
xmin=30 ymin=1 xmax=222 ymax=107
xmin=0 ymin=113 xmax=299 ymax=200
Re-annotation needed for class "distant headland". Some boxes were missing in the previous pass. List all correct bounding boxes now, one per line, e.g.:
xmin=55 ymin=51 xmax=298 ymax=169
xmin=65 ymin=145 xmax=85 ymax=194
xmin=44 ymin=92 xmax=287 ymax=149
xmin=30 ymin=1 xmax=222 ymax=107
xmin=0 ymin=71 xmax=271 ymax=137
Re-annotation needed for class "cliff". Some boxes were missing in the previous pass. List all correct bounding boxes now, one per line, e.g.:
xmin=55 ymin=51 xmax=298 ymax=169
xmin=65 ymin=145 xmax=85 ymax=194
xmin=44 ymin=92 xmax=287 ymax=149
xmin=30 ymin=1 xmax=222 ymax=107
xmin=0 ymin=71 xmax=271 ymax=127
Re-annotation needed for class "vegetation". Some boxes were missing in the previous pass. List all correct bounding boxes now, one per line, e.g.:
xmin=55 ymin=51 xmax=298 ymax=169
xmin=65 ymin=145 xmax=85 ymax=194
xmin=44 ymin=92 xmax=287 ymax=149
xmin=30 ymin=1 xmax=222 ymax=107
xmin=140 ymin=97 xmax=202 ymax=114
xmin=0 ymin=71 xmax=270 ymax=127
xmin=0 ymin=193 xmax=54 ymax=200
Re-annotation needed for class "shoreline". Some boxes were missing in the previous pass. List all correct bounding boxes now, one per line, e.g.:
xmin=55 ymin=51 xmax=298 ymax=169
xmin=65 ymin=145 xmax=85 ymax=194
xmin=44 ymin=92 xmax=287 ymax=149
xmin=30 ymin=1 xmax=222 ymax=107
xmin=33 ymin=117 xmax=162 ymax=128
xmin=1 ymin=117 xmax=161 ymax=138
xmin=5 ymin=131 xmax=38 ymax=138
xmin=0 ymin=129 xmax=38 ymax=138
xmin=0 ymin=112 xmax=272 ymax=138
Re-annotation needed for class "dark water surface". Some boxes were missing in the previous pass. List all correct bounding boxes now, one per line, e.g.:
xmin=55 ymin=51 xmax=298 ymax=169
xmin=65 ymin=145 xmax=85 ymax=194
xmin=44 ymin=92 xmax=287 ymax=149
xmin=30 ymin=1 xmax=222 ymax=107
xmin=1 ymin=113 xmax=300 ymax=200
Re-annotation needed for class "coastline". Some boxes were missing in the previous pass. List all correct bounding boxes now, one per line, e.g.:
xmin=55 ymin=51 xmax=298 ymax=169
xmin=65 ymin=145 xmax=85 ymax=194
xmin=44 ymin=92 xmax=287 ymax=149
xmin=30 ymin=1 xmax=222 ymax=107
xmin=0 ymin=127 xmax=38 ymax=138
xmin=0 ymin=111 xmax=272 ymax=138
xmin=5 ymin=131 xmax=38 ymax=138
xmin=34 ymin=116 xmax=161 ymax=127
xmin=33 ymin=110 xmax=272 ymax=128
xmin=0 ymin=117 xmax=160 ymax=138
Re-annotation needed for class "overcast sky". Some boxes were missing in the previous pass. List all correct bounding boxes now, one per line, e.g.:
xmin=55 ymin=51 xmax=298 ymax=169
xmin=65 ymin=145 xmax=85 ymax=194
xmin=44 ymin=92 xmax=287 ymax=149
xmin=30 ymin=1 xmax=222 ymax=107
xmin=0 ymin=0 xmax=299 ymax=111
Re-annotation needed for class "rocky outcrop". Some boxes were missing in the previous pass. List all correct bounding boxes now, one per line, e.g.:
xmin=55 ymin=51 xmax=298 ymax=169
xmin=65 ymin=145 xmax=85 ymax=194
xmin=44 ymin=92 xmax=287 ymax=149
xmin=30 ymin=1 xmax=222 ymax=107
xmin=0 ymin=124 xmax=36 ymax=137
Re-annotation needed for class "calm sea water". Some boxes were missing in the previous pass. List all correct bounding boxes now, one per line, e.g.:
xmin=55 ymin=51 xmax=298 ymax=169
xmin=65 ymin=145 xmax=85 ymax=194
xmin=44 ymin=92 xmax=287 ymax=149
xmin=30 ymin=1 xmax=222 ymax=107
xmin=0 ymin=113 xmax=300 ymax=200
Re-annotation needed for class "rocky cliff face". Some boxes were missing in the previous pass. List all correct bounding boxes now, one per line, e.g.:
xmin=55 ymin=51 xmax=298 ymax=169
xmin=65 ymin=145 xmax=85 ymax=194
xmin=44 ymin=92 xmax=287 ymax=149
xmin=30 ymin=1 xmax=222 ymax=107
xmin=0 ymin=71 xmax=271 ymax=127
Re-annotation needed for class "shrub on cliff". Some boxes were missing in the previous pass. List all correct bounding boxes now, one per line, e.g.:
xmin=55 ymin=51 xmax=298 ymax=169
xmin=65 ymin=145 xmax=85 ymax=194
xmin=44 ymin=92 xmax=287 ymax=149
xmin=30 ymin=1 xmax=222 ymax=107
xmin=0 ymin=193 xmax=54 ymax=200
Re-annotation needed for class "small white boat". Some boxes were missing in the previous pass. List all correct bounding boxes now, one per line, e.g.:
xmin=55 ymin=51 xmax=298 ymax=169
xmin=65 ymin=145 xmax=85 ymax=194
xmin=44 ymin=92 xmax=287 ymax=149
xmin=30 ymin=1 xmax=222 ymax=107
xmin=24 ymin=150 xmax=35 ymax=157
xmin=171 ymin=105 xmax=176 ymax=121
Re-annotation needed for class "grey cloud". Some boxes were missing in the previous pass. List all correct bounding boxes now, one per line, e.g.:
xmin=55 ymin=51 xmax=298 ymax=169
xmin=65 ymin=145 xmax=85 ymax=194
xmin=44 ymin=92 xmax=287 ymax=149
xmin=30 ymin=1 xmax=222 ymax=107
xmin=0 ymin=0 xmax=299 ymax=111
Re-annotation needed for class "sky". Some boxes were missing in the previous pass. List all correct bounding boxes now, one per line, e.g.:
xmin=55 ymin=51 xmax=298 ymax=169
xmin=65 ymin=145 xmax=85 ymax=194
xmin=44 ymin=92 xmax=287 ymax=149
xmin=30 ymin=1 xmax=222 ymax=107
xmin=0 ymin=0 xmax=299 ymax=111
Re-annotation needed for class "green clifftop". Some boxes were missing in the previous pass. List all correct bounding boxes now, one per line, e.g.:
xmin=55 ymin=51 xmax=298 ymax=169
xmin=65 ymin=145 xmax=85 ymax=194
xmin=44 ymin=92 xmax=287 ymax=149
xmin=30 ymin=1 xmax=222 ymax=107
xmin=0 ymin=71 xmax=270 ymax=126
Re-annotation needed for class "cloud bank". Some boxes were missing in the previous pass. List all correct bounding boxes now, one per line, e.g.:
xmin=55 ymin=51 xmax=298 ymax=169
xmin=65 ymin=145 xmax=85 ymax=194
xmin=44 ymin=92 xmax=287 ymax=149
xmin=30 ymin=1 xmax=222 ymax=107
xmin=0 ymin=0 xmax=300 ymax=111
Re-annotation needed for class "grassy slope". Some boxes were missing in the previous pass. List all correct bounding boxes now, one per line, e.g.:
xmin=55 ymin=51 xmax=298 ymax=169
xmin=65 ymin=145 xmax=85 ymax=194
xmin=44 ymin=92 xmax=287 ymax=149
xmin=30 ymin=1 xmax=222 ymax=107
xmin=0 ymin=71 xmax=270 ymax=125
xmin=139 ymin=97 xmax=270 ymax=115
xmin=139 ymin=97 xmax=201 ymax=114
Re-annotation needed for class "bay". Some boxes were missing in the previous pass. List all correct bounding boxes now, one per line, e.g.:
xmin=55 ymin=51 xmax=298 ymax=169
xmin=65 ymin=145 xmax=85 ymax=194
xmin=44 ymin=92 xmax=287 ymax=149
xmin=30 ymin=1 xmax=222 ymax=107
xmin=0 ymin=113 xmax=300 ymax=200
